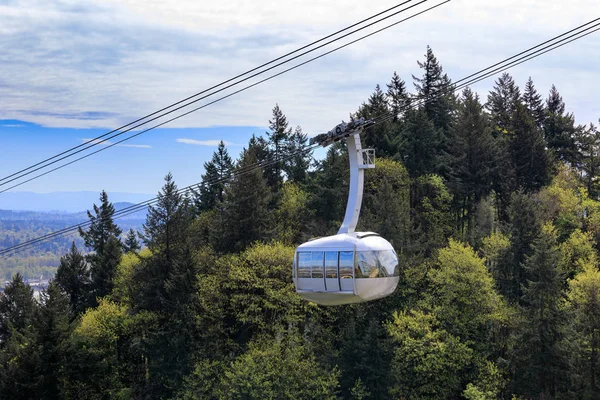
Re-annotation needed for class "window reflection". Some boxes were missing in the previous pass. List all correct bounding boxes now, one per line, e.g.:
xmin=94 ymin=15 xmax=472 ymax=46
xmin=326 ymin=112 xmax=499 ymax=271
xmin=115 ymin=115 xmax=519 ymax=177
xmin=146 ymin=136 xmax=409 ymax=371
xmin=355 ymin=250 xmax=399 ymax=278
xmin=325 ymin=252 xmax=338 ymax=279
xmin=311 ymin=252 xmax=324 ymax=279
xmin=339 ymin=251 xmax=354 ymax=279
xmin=298 ymin=252 xmax=311 ymax=278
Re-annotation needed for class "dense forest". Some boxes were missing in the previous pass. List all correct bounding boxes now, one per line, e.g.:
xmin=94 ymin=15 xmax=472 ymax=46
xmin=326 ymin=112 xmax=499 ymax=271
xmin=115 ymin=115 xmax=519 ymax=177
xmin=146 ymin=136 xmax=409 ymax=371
xmin=2 ymin=46 xmax=600 ymax=399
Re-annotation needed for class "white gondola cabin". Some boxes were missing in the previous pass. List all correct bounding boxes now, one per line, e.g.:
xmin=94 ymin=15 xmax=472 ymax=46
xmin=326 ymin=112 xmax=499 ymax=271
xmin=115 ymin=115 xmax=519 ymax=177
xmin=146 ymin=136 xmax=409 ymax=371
xmin=294 ymin=123 xmax=400 ymax=305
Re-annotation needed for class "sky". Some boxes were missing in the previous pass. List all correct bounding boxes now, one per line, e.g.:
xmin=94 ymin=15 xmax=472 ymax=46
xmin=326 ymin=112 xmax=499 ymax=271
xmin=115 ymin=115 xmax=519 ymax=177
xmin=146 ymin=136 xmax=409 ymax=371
xmin=1 ymin=0 xmax=599 ymax=195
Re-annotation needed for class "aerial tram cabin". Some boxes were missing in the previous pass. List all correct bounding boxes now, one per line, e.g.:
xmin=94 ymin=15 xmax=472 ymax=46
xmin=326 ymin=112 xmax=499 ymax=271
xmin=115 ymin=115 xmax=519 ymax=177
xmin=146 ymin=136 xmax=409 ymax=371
xmin=294 ymin=119 xmax=400 ymax=305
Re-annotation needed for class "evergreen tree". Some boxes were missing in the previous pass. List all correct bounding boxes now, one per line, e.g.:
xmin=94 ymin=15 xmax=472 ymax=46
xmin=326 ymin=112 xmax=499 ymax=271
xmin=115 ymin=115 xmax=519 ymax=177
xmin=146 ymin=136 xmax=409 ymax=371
xmin=123 ymin=228 xmax=141 ymax=253
xmin=447 ymin=88 xmax=496 ymax=238
xmin=386 ymin=71 xmax=411 ymax=121
xmin=486 ymin=72 xmax=521 ymax=135
xmin=283 ymin=126 xmax=311 ymax=184
xmin=545 ymin=85 xmax=577 ymax=165
xmin=522 ymin=77 xmax=545 ymax=128
xmin=306 ymin=143 xmax=348 ymax=235
xmin=412 ymin=45 xmax=454 ymax=132
xmin=78 ymin=190 xmax=123 ymax=304
xmin=512 ymin=227 xmax=571 ymax=398
xmin=0 ymin=273 xmax=37 ymax=345
xmin=221 ymin=146 xmax=272 ymax=252
xmin=266 ymin=104 xmax=293 ymax=188
xmin=356 ymin=84 xmax=396 ymax=156
xmin=501 ymin=191 xmax=542 ymax=302
xmin=55 ymin=241 xmax=90 ymax=317
xmin=0 ymin=274 xmax=41 ymax=400
xmin=194 ymin=141 xmax=234 ymax=212
xmin=568 ymin=263 xmax=600 ymax=397
xmin=142 ymin=173 xmax=189 ymax=260
xmin=510 ymin=102 xmax=551 ymax=192
xmin=577 ymin=123 xmax=600 ymax=198
xmin=399 ymin=108 xmax=441 ymax=178
xmin=35 ymin=282 xmax=71 ymax=399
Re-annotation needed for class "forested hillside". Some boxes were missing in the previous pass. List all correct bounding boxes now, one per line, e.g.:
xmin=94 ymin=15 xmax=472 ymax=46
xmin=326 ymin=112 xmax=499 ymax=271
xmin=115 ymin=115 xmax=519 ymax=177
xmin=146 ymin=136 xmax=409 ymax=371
xmin=2 ymin=47 xmax=600 ymax=399
xmin=0 ymin=205 xmax=145 ymax=282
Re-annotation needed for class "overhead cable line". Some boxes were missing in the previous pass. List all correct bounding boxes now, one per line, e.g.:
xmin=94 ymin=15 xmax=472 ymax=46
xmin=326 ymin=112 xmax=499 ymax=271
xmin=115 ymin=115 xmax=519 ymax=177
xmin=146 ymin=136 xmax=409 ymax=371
xmin=370 ymin=17 xmax=600 ymax=126
xmin=0 ymin=0 xmax=443 ymax=191
xmin=0 ymin=144 xmax=320 ymax=256
xmin=0 ymin=0 xmax=415 ymax=187
xmin=3 ymin=16 xmax=599 ymax=255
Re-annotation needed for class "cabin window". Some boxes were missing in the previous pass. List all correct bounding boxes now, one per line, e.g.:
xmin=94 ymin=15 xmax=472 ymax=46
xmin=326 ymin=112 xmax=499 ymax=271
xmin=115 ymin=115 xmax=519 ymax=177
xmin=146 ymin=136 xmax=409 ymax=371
xmin=325 ymin=251 xmax=338 ymax=278
xmin=355 ymin=250 xmax=399 ymax=278
xmin=311 ymin=252 xmax=324 ymax=279
xmin=339 ymin=251 xmax=354 ymax=279
xmin=297 ymin=252 xmax=311 ymax=278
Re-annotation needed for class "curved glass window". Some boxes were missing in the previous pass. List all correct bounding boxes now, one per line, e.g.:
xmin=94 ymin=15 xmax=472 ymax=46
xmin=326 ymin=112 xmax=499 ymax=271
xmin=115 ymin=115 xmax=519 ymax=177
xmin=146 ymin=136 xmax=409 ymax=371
xmin=297 ymin=252 xmax=311 ymax=278
xmin=355 ymin=250 xmax=399 ymax=278
xmin=339 ymin=251 xmax=354 ymax=279
xmin=325 ymin=252 xmax=338 ymax=279
xmin=311 ymin=252 xmax=324 ymax=279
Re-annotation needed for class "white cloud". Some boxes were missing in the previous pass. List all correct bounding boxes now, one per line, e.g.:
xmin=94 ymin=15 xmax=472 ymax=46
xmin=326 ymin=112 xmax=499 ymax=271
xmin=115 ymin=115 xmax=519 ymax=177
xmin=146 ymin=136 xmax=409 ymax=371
xmin=1 ymin=0 xmax=599 ymax=134
xmin=176 ymin=138 xmax=235 ymax=146
xmin=81 ymin=138 xmax=151 ymax=148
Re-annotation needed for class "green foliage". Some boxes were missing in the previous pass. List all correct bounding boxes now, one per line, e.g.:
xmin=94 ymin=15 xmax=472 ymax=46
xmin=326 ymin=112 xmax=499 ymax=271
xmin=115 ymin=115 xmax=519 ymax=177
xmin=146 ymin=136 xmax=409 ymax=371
xmin=411 ymin=174 xmax=453 ymax=257
xmin=429 ymin=240 xmax=507 ymax=347
xmin=220 ymin=145 xmax=272 ymax=252
xmin=360 ymin=158 xmax=410 ymax=250
xmin=79 ymin=190 xmax=123 ymax=305
xmin=388 ymin=309 xmax=474 ymax=399
xmin=215 ymin=333 xmax=340 ymax=400
xmin=193 ymin=140 xmax=234 ymax=212
xmin=55 ymin=241 xmax=90 ymax=317
xmin=511 ymin=225 xmax=572 ymax=398
xmin=6 ymin=49 xmax=600 ymax=399
xmin=274 ymin=182 xmax=312 ymax=245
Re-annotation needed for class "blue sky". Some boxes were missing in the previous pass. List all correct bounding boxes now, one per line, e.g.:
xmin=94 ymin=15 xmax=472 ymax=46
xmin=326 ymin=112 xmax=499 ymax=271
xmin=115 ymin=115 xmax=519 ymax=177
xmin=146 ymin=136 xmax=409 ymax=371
xmin=1 ymin=0 xmax=599 ymax=195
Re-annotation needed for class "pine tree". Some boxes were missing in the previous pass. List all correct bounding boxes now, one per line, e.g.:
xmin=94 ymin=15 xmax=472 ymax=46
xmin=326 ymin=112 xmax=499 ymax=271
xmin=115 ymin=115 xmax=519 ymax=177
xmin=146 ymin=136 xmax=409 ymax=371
xmin=306 ymin=143 xmax=348 ymax=235
xmin=356 ymin=85 xmax=396 ymax=156
xmin=35 ymin=282 xmax=71 ymax=399
xmin=545 ymin=85 xmax=577 ymax=166
xmin=501 ymin=191 xmax=541 ymax=302
xmin=399 ymin=108 xmax=440 ymax=178
xmin=142 ymin=172 xmax=189 ymax=260
xmin=283 ymin=126 xmax=311 ymax=184
xmin=512 ymin=227 xmax=571 ymax=398
xmin=194 ymin=141 xmax=234 ymax=212
xmin=447 ymin=88 xmax=497 ymax=238
xmin=522 ymin=77 xmax=545 ymax=128
xmin=78 ymin=190 xmax=122 ymax=304
xmin=510 ymin=102 xmax=551 ymax=192
xmin=412 ymin=46 xmax=454 ymax=132
xmin=0 ymin=273 xmax=37 ymax=344
xmin=387 ymin=71 xmax=411 ymax=121
xmin=486 ymin=72 xmax=521 ymax=135
xmin=0 ymin=275 xmax=42 ymax=399
xmin=221 ymin=145 xmax=272 ymax=252
xmin=55 ymin=241 xmax=90 ymax=316
xmin=123 ymin=228 xmax=141 ymax=253
xmin=266 ymin=104 xmax=293 ymax=188
xmin=577 ymin=123 xmax=600 ymax=198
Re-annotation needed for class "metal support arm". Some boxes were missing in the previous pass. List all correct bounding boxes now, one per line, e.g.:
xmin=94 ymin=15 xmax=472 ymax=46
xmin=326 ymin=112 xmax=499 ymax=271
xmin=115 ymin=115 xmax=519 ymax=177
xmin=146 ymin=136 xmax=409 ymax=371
xmin=338 ymin=133 xmax=374 ymax=234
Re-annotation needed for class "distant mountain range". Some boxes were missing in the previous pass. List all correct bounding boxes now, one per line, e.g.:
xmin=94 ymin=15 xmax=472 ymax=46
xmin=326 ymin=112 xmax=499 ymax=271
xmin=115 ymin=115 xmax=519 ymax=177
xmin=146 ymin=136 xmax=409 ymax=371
xmin=0 ymin=191 xmax=154 ymax=213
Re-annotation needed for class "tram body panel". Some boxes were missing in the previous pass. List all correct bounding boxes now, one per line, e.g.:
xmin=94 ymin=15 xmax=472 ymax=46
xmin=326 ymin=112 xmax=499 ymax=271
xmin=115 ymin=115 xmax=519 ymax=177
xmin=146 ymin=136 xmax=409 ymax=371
xmin=294 ymin=232 xmax=400 ymax=305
